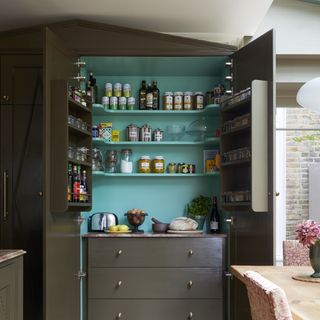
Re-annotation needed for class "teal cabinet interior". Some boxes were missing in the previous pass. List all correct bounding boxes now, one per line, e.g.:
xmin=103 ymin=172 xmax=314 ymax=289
xmin=80 ymin=56 xmax=226 ymax=232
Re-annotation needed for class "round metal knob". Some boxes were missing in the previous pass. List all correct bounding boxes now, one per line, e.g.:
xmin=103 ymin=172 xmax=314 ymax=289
xmin=116 ymin=312 xmax=122 ymax=319
xmin=189 ymin=311 xmax=193 ymax=319
xmin=3 ymin=95 xmax=9 ymax=102
xmin=38 ymin=191 xmax=43 ymax=197
xmin=117 ymin=281 xmax=122 ymax=287
xmin=188 ymin=281 xmax=193 ymax=288
xmin=117 ymin=250 xmax=123 ymax=256
xmin=189 ymin=250 xmax=193 ymax=256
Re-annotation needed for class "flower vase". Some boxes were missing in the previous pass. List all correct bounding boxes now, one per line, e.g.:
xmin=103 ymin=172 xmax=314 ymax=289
xmin=309 ymin=241 xmax=320 ymax=278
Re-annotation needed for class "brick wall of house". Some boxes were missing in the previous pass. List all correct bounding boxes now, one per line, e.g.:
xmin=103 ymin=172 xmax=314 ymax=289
xmin=285 ymin=108 xmax=320 ymax=239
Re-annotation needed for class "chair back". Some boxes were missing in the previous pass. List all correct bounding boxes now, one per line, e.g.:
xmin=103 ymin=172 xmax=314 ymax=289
xmin=243 ymin=271 xmax=293 ymax=320
xmin=283 ymin=240 xmax=310 ymax=266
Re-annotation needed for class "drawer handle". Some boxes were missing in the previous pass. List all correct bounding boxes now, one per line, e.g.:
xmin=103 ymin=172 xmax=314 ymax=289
xmin=117 ymin=250 xmax=123 ymax=256
xmin=117 ymin=281 xmax=122 ymax=287
xmin=188 ymin=311 xmax=193 ymax=319
xmin=188 ymin=280 xmax=193 ymax=288
xmin=188 ymin=250 xmax=193 ymax=256
xmin=116 ymin=312 xmax=122 ymax=319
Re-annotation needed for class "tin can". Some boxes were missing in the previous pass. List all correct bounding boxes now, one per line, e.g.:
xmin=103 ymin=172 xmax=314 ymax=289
xmin=188 ymin=164 xmax=196 ymax=174
xmin=126 ymin=124 xmax=139 ymax=141
xmin=153 ymin=128 xmax=163 ymax=142
xmin=167 ymin=162 xmax=177 ymax=174
xmin=105 ymin=83 xmax=113 ymax=97
xmin=177 ymin=162 xmax=185 ymax=173
xmin=110 ymin=96 xmax=118 ymax=110
xmin=102 ymin=96 xmax=109 ymax=109
xmin=114 ymin=83 xmax=122 ymax=97
xmin=92 ymin=125 xmax=99 ymax=138
xmin=118 ymin=97 xmax=127 ymax=110
xmin=123 ymin=83 xmax=131 ymax=97
xmin=181 ymin=164 xmax=189 ymax=174
xmin=140 ymin=124 xmax=152 ymax=142
xmin=112 ymin=130 xmax=120 ymax=142
xmin=127 ymin=97 xmax=135 ymax=110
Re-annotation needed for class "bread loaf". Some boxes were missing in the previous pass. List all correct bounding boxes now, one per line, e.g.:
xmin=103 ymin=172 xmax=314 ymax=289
xmin=169 ymin=217 xmax=198 ymax=231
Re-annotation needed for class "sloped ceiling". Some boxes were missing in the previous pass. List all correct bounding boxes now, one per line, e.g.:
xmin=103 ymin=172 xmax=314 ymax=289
xmin=0 ymin=0 xmax=273 ymax=46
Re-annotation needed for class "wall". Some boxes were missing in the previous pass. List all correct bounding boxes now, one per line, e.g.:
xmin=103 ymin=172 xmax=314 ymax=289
xmin=285 ymin=108 xmax=320 ymax=238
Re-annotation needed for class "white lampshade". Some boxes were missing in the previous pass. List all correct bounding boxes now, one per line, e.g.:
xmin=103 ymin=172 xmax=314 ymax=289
xmin=296 ymin=77 xmax=320 ymax=113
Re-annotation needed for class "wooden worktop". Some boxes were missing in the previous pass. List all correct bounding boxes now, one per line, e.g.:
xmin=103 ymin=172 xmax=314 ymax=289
xmin=0 ymin=250 xmax=26 ymax=264
xmin=231 ymin=265 xmax=320 ymax=320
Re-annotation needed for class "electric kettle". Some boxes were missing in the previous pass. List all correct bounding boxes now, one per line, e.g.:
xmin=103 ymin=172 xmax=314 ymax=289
xmin=88 ymin=212 xmax=118 ymax=232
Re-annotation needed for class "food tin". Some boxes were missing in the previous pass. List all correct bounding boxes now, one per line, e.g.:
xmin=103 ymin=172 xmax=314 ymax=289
xmin=188 ymin=164 xmax=196 ymax=174
xmin=153 ymin=128 xmax=163 ymax=142
xmin=118 ymin=97 xmax=127 ymax=110
xmin=102 ymin=96 xmax=109 ymax=109
xmin=114 ymin=83 xmax=122 ymax=97
xmin=126 ymin=124 xmax=139 ymax=141
xmin=110 ymin=96 xmax=118 ymax=110
xmin=167 ymin=162 xmax=177 ymax=174
xmin=140 ymin=124 xmax=152 ymax=142
xmin=177 ymin=162 xmax=185 ymax=173
xmin=105 ymin=83 xmax=113 ymax=97
xmin=123 ymin=83 xmax=131 ymax=97
xmin=127 ymin=97 xmax=135 ymax=110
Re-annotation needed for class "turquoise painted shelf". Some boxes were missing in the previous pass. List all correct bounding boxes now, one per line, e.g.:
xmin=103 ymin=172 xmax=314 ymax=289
xmin=93 ymin=172 xmax=220 ymax=177
xmin=92 ymin=138 xmax=220 ymax=146
xmin=93 ymin=104 xmax=220 ymax=116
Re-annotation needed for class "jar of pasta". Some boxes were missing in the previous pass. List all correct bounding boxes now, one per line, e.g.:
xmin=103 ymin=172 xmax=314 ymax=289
xmin=152 ymin=156 xmax=165 ymax=173
xmin=138 ymin=156 xmax=151 ymax=173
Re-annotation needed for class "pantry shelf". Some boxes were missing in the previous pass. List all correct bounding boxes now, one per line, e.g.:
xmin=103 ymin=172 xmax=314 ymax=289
xmin=92 ymin=138 xmax=220 ymax=146
xmin=93 ymin=104 xmax=220 ymax=116
xmin=92 ymin=172 xmax=220 ymax=177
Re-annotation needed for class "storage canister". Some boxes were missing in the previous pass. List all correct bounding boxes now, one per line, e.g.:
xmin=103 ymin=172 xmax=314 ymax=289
xmin=164 ymin=92 xmax=173 ymax=110
xmin=183 ymin=91 xmax=193 ymax=110
xmin=123 ymin=83 xmax=131 ymax=97
xmin=127 ymin=97 xmax=135 ymax=110
xmin=138 ymin=156 xmax=151 ymax=173
xmin=105 ymin=83 xmax=113 ymax=97
xmin=118 ymin=97 xmax=127 ymax=110
xmin=110 ymin=96 xmax=118 ymax=110
xmin=114 ymin=83 xmax=122 ymax=97
xmin=173 ymin=92 xmax=183 ymax=110
xmin=194 ymin=92 xmax=204 ymax=110
xmin=140 ymin=124 xmax=152 ymax=142
xmin=126 ymin=124 xmax=139 ymax=141
xmin=167 ymin=162 xmax=177 ymax=174
xmin=120 ymin=149 xmax=133 ymax=173
xmin=152 ymin=156 xmax=165 ymax=174
xmin=153 ymin=128 xmax=163 ymax=142
xmin=102 ymin=96 xmax=109 ymax=110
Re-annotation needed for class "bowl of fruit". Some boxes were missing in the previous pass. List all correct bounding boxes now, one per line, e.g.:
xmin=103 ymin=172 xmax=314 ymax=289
xmin=105 ymin=224 xmax=130 ymax=233
xmin=125 ymin=208 xmax=148 ymax=233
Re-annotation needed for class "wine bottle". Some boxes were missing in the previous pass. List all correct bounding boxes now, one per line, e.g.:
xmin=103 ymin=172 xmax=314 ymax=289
xmin=89 ymin=72 xmax=98 ymax=103
xmin=80 ymin=170 xmax=88 ymax=203
xmin=146 ymin=83 xmax=153 ymax=110
xmin=73 ymin=165 xmax=80 ymax=203
xmin=210 ymin=196 xmax=220 ymax=233
xmin=139 ymin=80 xmax=147 ymax=110
xmin=152 ymin=80 xmax=160 ymax=110
xmin=67 ymin=163 xmax=73 ymax=202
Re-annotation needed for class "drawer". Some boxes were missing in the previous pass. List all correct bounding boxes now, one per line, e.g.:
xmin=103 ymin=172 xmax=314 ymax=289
xmin=88 ymin=299 xmax=223 ymax=320
xmin=88 ymin=267 xmax=222 ymax=299
xmin=88 ymin=237 xmax=225 ymax=268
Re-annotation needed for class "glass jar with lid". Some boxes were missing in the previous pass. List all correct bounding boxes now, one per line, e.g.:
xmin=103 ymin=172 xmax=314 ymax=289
xmin=194 ymin=92 xmax=204 ymax=110
xmin=138 ymin=156 xmax=151 ymax=173
xmin=152 ymin=156 xmax=165 ymax=174
xmin=183 ymin=91 xmax=193 ymax=110
xmin=164 ymin=92 xmax=173 ymax=110
xmin=173 ymin=92 xmax=183 ymax=110
xmin=120 ymin=149 xmax=133 ymax=173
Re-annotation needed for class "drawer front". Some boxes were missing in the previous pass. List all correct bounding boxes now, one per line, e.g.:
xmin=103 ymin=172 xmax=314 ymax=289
xmin=88 ymin=268 xmax=222 ymax=299
xmin=88 ymin=299 xmax=223 ymax=320
xmin=88 ymin=237 xmax=225 ymax=268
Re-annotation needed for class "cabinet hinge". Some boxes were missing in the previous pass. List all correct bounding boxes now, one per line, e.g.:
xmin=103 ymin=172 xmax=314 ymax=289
xmin=76 ymin=270 xmax=86 ymax=280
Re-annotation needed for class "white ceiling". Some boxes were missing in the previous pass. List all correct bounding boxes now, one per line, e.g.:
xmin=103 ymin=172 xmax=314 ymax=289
xmin=1 ymin=0 xmax=273 ymax=45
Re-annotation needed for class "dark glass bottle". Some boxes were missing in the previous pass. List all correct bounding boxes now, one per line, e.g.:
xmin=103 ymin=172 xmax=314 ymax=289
xmin=89 ymin=72 xmax=98 ymax=103
xmin=73 ymin=165 xmax=81 ymax=203
xmin=146 ymin=83 xmax=153 ymax=110
xmin=139 ymin=80 xmax=147 ymax=110
xmin=210 ymin=196 xmax=220 ymax=233
xmin=152 ymin=81 xmax=160 ymax=110
xmin=67 ymin=163 xmax=73 ymax=202
xmin=80 ymin=170 xmax=88 ymax=203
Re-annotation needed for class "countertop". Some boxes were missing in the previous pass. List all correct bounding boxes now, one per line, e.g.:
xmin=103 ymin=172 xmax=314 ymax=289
xmin=0 ymin=250 xmax=26 ymax=263
xmin=83 ymin=232 xmax=227 ymax=238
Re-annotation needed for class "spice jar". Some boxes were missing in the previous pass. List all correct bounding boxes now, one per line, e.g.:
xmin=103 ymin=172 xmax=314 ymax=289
xmin=123 ymin=83 xmax=131 ymax=97
xmin=126 ymin=124 xmax=139 ymax=141
xmin=183 ymin=91 xmax=193 ymax=110
xmin=118 ymin=97 xmax=127 ymax=110
xmin=152 ymin=156 xmax=165 ymax=173
xmin=173 ymin=92 xmax=183 ymax=110
xmin=114 ymin=83 xmax=122 ymax=97
xmin=120 ymin=149 xmax=133 ymax=173
xmin=138 ymin=156 xmax=151 ymax=173
xmin=105 ymin=83 xmax=113 ymax=97
xmin=153 ymin=128 xmax=163 ymax=142
xmin=194 ymin=92 xmax=204 ymax=110
xmin=164 ymin=92 xmax=173 ymax=110
xmin=140 ymin=124 xmax=152 ymax=142
xmin=105 ymin=150 xmax=118 ymax=173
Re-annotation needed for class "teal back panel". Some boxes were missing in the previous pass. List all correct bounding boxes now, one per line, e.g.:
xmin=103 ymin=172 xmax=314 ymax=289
xmin=80 ymin=56 xmax=225 ymax=233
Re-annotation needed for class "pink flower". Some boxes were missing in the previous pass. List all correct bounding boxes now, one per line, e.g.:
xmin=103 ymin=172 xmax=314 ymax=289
xmin=296 ymin=220 xmax=320 ymax=247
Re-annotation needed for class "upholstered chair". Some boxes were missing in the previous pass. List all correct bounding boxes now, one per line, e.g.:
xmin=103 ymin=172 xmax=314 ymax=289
xmin=243 ymin=270 xmax=293 ymax=320
xmin=283 ymin=240 xmax=310 ymax=266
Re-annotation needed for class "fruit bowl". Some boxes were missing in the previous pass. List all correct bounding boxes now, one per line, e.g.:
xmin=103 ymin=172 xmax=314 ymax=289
xmin=125 ymin=209 xmax=148 ymax=233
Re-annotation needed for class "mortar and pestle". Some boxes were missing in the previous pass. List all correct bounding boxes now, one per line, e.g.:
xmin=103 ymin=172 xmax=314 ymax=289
xmin=151 ymin=217 xmax=170 ymax=233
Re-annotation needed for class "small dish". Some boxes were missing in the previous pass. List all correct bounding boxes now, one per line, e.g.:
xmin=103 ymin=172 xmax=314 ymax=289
xmin=105 ymin=230 xmax=132 ymax=234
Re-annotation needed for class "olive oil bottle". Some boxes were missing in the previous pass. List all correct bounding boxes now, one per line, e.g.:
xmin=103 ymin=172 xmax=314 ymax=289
xmin=152 ymin=80 xmax=160 ymax=110
xmin=146 ymin=83 xmax=154 ymax=110
xmin=139 ymin=80 xmax=147 ymax=110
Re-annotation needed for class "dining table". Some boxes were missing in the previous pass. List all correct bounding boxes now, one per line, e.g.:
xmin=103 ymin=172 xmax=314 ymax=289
xmin=231 ymin=265 xmax=320 ymax=320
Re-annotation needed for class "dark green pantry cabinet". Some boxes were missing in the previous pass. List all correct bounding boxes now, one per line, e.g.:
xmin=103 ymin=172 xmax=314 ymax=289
xmin=0 ymin=20 xmax=274 ymax=320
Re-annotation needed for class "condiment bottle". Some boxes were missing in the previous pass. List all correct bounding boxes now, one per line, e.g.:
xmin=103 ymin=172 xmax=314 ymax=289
xmin=139 ymin=80 xmax=147 ymax=110
xmin=146 ymin=83 xmax=154 ymax=110
xmin=152 ymin=81 xmax=160 ymax=110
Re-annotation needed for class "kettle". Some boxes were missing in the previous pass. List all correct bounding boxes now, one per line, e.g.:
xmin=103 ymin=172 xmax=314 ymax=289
xmin=88 ymin=212 xmax=118 ymax=232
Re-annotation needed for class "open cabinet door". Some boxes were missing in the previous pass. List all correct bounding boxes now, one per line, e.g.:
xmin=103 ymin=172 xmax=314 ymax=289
xmin=226 ymin=30 xmax=275 ymax=319
xmin=44 ymin=27 xmax=81 ymax=320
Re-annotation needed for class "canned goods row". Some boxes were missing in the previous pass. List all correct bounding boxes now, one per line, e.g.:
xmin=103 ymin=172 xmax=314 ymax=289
xmin=127 ymin=124 xmax=163 ymax=142
xmin=68 ymin=146 xmax=91 ymax=163
xmin=221 ymin=87 xmax=251 ymax=109
xmin=104 ymin=82 xmax=132 ymax=98
xmin=163 ymin=91 xmax=204 ymax=110
xmin=222 ymin=147 xmax=251 ymax=163
xmin=101 ymin=96 xmax=136 ymax=110
xmin=167 ymin=162 xmax=196 ymax=174
xmin=221 ymin=190 xmax=251 ymax=204
xmin=222 ymin=113 xmax=250 ymax=133
xmin=68 ymin=115 xmax=90 ymax=132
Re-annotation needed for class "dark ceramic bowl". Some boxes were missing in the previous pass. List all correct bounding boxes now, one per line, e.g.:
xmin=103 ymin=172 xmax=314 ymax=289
xmin=152 ymin=223 xmax=169 ymax=233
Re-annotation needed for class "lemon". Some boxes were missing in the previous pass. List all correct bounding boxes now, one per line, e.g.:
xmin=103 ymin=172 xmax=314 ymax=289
xmin=108 ymin=225 xmax=119 ymax=232
xmin=118 ymin=225 xmax=129 ymax=231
